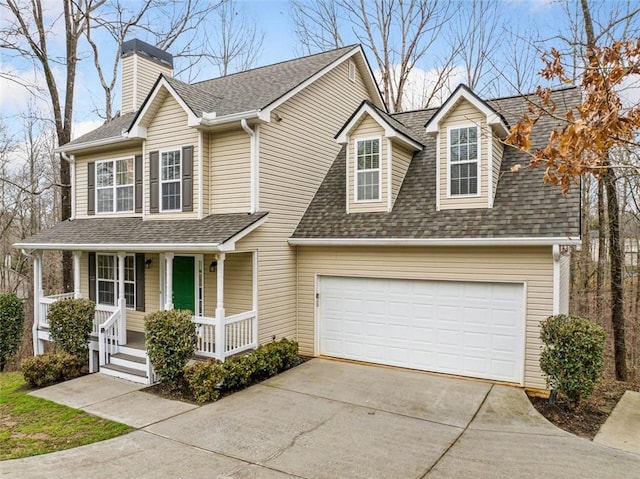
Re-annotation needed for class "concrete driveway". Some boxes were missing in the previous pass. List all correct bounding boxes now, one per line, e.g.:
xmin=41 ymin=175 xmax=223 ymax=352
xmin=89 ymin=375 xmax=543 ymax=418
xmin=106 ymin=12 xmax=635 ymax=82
xmin=2 ymin=358 xmax=640 ymax=478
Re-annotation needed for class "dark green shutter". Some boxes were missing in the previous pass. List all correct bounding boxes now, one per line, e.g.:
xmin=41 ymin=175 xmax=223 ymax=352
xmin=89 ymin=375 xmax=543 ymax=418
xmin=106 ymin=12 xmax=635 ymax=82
xmin=87 ymin=162 xmax=95 ymax=215
xmin=135 ymin=155 xmax=142 ymax=213
xmin=149 ymin=151 xmax=159 ymax=213
xmin=135 ymin=253 xmax=145 ymax=312
xmin=182 ymin=145 xmax=193 ymax=212
xmin=88 ymin=252 xmax=96 ymax=301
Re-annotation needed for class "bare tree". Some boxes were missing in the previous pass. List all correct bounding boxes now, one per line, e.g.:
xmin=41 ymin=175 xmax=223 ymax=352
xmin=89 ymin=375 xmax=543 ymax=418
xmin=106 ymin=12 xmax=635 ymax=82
xmin=290 ymin=0 xmax=456 ymax=112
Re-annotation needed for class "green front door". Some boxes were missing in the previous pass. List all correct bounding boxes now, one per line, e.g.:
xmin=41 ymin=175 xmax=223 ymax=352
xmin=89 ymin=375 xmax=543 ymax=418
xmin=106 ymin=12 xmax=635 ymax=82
xmin=173 ymin=256 xmax=195 ymax=313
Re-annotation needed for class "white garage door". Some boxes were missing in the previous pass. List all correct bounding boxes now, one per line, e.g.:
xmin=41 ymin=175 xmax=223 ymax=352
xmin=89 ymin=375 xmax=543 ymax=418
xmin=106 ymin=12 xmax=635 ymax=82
xmin=318 ymin=276 xmax=524 ymax=383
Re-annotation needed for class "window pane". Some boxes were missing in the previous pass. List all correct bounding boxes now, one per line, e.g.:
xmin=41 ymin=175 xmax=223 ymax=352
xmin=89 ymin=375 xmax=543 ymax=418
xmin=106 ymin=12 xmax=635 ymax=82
xmin=161 ymin=151 xmax=181 ymax=180
xmin=468 ymin=127 xmax=477 ymax=142
xmin=450 ymin=129 xmax=459 ymax=146
xmin=124 ymin=255 xmax=135 ymax=282
xmin=98 ymin=280 xmax=115 ymax=305
xmin=124 ymin=283 xmax=135 ymax=309
xmin=96 ymin=162 xmax=113 ymax=187
xmin=116 ymin=158 xmax=134 ymax=186
xmin=357 ymin=171 xmax=379 ymax=200
xmin=116 ymin=186 xmax=134 ymax=212
xmin=97 ymin=255 xmax=115 ymax=280
xmin=459 ymin=128 xmax=468 ymax=143
xmin=162 ymin=181 xmax=181 ymax=210
xmin=469 ymin=143 xmax=477 ymax=160
xmin=97 ymin=189 xmax=113 ymax=213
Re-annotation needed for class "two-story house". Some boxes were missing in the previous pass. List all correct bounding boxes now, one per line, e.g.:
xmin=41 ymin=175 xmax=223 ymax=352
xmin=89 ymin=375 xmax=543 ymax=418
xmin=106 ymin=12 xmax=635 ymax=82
xmin=17 ymin=40 xmax=579 ymax=391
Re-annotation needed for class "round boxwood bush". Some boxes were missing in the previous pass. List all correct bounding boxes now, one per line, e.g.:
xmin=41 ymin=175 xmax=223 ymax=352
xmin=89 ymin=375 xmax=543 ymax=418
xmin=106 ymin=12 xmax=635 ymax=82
xmin=539 ymin=314 xmax=606 ymax=408
xmin=145 ymin=309 xmax=197 ymax=389
xmin=48 ymin=298 xmax=95 ymax=361
xmin=0 ymin=292 xmax=24 ymax=371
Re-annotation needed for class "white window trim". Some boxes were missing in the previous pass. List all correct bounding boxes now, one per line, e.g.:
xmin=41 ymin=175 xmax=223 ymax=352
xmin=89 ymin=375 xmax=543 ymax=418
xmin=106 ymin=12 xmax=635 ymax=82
xmin=96 ymin=253 xmax=136 ymax=310
xmin=95 ymin=156 xmax=135 ymax=214
xmin=354 ymin=136 xmax=382 ymax=203
xmin=159 ymin=148 xmax=182 ymax=213
xmin=446 ymin=123 xmax=481 ymax=198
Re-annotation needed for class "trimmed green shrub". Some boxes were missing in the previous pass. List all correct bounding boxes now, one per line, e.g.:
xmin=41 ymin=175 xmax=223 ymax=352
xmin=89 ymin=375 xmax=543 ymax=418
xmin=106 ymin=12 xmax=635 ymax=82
xmin=48 ymin=298 xmax=95 ymax=360
xmin=145 ymin=310 xmax=197 ymax=388
xmin=539 ymin=314 xmax=607 ymax=407
xmin=21 ymin=352 xmax=83 ymax=387
xmin=0 ymin=293 xmax=24 ymax=371
xmin=184 ymin=338 xmax=299 ymax=404
xmin=183 ymin=359 xmax=224 ymax=403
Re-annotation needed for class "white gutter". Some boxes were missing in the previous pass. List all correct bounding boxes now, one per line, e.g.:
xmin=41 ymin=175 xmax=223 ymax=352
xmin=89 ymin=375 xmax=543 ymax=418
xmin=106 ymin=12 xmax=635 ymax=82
xmin=288 ymin=237 xmax=581 ymax=246
xmin=55 ymin=135 xmax=141 ymax=154
xmin=241 ymin=119 xmax=259 ymax=213
xmin=198 ymin=110 xmax=269 ymax=127
xmin=60 ymin=152 xmax=76 ymax=220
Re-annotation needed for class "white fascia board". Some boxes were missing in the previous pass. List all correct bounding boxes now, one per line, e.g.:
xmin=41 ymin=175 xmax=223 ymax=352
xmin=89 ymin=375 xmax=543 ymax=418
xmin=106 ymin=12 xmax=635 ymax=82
xmin=197 ymin=110 xmax=266 ymax=127
xmin=336 ymin=104 xmax=422 ymax=151
xmin=133 ymin=78 xmax=200 ymax=130
xmin=14 ymin=242 xmax=223 ymax=252
xmin=262 ymin=46 xmax=382 ymax=117
xmin=55 ymin=136 xmax=142 ymax=154
xmin=288 ymin=237 xmax=581 ymax=246
xmin=218 ymin=214 xmax=269 ymax=251
xmin=425 ymin=87 xmax=508 ymax=137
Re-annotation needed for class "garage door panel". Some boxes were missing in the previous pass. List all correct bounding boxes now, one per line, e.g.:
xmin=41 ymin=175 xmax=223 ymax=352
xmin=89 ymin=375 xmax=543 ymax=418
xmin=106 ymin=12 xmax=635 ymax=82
xmin=319 ymin=276 xmax=524 ymax=384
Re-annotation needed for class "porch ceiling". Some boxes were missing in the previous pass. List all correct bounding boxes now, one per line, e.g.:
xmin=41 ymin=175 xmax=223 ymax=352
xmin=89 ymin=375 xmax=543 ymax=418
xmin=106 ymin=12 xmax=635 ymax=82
xmin=15 ymin=212 xmax=268 ymax=252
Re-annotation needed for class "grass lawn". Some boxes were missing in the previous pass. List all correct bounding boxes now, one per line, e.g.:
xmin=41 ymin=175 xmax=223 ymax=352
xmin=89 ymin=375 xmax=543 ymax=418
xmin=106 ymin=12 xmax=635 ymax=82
xmin=0 ymin=372 xmax=133 ymax=460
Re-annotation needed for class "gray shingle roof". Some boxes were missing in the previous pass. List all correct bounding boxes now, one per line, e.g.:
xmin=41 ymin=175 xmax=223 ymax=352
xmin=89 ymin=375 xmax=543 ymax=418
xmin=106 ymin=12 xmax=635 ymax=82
xmin=292 ymin=87 xmax=581 ymax=240
xmin=66 ymin=112 xmax=137 ymax=147
xmin=16 ymin=212 xmax=267 ymax=249
xmin=66 ymin=46 xmax=359 ymax=148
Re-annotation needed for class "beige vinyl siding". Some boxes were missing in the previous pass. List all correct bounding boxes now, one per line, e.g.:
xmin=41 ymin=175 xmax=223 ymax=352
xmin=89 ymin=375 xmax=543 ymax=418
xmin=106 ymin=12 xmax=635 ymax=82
xmin=391 ymin=142 xmax=413 ymax=206
xmin=74 ymin=146 xmax=143 ymax=219
xmin=202 ymin=252 xmax=253 ymax=317
xmin=201 ymin=132 xmax=210 ymax=216
xmin=439 ymin=98 xmax=489 ymax=210
xmin=145 ymin=94 xmax=199 ymax=219
xmin=348 ymin=115 xmax=387 ymax=213
xmin=237 ymin=57 xmax=372 ymax=344
xmin=121 ymin=54 xmax=172 ymax=113
xmin=121 ymin=55 xmax=135 ymax=113
xmin=209 ymin=128 xmax=251 ymax=213
xmin=296 ymin=245 xmax=554 ymax=389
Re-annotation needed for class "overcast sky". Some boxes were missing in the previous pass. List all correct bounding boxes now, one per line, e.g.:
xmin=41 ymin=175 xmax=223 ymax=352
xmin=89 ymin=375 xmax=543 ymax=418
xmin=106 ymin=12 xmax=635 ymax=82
xmin=0 ymin=0 xmax=630 ymax=142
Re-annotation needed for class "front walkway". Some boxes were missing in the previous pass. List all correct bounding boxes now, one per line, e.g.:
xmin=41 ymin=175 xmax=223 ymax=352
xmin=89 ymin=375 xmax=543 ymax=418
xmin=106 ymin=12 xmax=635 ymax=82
xmin=29 ymin=374 xmax=197 ymax=428
xmin=4 ymin=359 xmax=640 ymax=478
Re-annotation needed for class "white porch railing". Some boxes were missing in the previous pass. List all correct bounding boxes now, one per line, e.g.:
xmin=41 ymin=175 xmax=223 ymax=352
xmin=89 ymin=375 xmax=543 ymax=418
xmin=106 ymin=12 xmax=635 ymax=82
xmin=38 ymin=293 xmax=75 ymax=329
xmin=192 ymin=309 xmax=257 ymax=360
xmin=94 ymin=305 xmax=117 ymax=336
xmin=98 ymin=307 xmax=121 ymax=366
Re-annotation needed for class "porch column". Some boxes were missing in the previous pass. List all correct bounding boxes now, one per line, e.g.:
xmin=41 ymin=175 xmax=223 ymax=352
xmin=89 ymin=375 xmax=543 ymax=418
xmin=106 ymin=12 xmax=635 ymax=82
xmin=215 ymin=252 xmax=226 ymax=359
xmin=32 ymin=250 xmax=43 ymax=355
xmin=72 ymin=251 xmax=82 ymax=299
xmin=164 ymin=253 xmax=174 ymax=310
xmin=117 ymin=252 xmax=127 ymax=344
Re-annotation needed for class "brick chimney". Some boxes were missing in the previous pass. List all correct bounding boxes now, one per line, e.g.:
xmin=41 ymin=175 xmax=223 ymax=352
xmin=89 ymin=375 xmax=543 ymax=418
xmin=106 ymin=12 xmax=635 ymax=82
xmin=120 ymin=39 xmax=173 ymax=114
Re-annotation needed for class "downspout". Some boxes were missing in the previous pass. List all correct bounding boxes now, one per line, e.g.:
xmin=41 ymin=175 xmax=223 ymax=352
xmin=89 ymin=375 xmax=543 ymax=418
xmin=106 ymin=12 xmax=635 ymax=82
xmin=60 ymin=152 xmax=76 ymax=220
xmin=552 ymin=245 xmax=561 ymax=314
xmin=241 ymin=119 xmax=258 ymax=213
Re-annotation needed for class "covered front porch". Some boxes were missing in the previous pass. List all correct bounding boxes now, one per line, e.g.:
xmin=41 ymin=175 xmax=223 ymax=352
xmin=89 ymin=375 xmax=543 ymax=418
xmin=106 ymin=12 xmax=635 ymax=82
xmin=32 ymin=249 xmax=258 ymax=384
xmin=16 ymin=212 xmax=268 ymax=384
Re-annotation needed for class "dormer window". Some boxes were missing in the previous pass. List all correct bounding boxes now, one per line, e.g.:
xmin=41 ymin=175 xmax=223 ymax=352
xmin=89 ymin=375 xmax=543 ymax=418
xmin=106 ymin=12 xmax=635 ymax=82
xmin=355 ymin=138 xmax=380 ymax=201
xmin=449 ymin=126 xmax=479 ymax=196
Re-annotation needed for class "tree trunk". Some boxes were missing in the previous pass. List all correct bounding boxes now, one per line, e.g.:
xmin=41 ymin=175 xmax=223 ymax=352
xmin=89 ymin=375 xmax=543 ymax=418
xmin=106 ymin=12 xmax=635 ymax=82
xmin=596 ymin=178 xmax=606 ymax=322
xmin=580 ymin=175 xmax=591 ymax=317
xmin=603 ymin=168 xmax=627 ymax=380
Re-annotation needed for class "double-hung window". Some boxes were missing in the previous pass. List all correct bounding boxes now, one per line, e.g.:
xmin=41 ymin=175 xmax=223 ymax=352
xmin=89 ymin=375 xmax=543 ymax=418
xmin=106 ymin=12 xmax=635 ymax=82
xmin=356 ymin=138 xmax=380 ymax=201
xmin=161 ymin=150 xmax=181 ymax=211
xmin=449 ymin=126 xmax=479 ymax=196
xmin=96 ymin=158 xmax=134 ymax=213
xmin=96 ymin=254 xmax=136 ymax=308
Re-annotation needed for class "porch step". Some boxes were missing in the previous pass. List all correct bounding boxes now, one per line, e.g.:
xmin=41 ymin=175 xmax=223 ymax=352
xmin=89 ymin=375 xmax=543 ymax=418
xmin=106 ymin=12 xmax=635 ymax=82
xmin=110 ymin=353 xmax=147 ymax=373
xmin=119 ymin=345 xmax=147 ymax=358
xmin=100 ymin=363 xmax=149 ymax=384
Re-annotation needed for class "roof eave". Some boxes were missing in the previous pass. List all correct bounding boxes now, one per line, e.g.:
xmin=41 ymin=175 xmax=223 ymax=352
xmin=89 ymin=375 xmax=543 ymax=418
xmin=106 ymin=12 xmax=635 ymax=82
xmin=55 ymin=135 xmax=143 ymax=154
xmin=288 ymin=237 xmax=581 ymax=247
